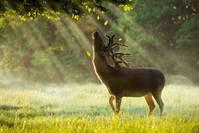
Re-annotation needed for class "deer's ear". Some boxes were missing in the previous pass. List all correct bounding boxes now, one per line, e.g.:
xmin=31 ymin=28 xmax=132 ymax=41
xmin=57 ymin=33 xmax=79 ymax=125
xmin=92 ymin=32 xmax=95 ymax=40
xmin=92 ymin=31 xmax=98 ymax=40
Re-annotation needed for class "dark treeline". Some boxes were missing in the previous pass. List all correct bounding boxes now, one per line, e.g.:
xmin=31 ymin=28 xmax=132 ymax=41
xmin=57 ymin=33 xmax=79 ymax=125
xmin=0 ymin=0 xmax=131 ymax=16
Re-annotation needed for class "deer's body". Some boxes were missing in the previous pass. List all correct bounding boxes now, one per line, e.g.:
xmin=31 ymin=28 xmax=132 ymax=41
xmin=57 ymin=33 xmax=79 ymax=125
xmin=92 ymin=32 xmax=165 ymax=115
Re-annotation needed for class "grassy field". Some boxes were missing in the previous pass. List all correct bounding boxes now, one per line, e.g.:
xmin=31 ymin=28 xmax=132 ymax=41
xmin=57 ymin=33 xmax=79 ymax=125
xmin=0 ymin=81 xmax=199 ymax=133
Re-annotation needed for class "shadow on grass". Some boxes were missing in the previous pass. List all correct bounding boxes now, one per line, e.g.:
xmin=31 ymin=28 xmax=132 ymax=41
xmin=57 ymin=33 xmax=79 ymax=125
xmin=16 ymin=105 xmax=159 ymax=118
xmin=0 ymin=105 xmax=23 ymax=110
xmin=0 ymin=119 xmax=14 ymax=128
xmin=0 ymin=104 xmax=196 ymax=120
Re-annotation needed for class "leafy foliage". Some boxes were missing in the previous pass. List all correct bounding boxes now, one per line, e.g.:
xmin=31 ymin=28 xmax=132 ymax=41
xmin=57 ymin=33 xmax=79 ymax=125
xmin=0 ymin=0 xmax=133 ymax=20
xmin=111 ymin=0 xmax=199 ymax=82
xmin=175 ymin=15 xmax=199 ymax=48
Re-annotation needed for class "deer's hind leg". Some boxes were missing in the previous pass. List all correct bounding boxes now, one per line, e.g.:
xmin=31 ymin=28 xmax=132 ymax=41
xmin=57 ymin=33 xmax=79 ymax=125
xmin=144 ymin=93 xmax=155 ymax=115
xmin=115 ymin=96 xmax=122 ymax=114
xmin=152 ymin=90 xmax=164 ymax=115
xmin=109 ymin=95 xmax=116 ymax=113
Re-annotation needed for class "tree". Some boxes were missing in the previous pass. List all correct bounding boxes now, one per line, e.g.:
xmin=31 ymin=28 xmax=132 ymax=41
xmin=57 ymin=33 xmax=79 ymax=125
xmin=0 ymin=1 xmax=133 ymax=20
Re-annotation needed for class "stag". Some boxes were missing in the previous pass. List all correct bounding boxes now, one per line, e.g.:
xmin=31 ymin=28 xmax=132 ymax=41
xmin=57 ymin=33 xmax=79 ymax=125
xmin=92 ymin=31 xmax=165 ymax=115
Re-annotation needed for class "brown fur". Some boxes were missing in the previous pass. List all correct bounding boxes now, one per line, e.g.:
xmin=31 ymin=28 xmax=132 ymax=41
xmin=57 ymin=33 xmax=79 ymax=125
xmin=92 ymin=32 xmax=165 ymax=115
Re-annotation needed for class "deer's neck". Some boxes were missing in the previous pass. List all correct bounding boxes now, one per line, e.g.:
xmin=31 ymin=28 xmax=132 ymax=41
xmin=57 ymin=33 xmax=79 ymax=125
xmin=92 ymin=48 xmax=113 ymax=81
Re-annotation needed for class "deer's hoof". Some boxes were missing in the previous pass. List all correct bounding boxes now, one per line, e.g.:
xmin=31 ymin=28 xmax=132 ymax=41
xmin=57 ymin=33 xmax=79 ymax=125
xmin=114 ymin=111 xmax=120 ymax=115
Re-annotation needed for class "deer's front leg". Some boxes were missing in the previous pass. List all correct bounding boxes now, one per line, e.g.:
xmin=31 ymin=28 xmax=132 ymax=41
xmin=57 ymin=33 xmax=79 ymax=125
xmin=115 ymin=97 xmax=122 ymax=114
xmin=109 ymin=95 xmax=115 ymax=113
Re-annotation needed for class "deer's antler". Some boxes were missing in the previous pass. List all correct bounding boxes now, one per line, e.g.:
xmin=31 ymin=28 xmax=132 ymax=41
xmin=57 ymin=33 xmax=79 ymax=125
xmin=106 ymin=35 xmax=115 ymax=45
xmin=105 ymin=35 xmax=115 ymax=51
xmin=105 ymin=36 xmax=127 ymax=52
xmin=105 ymin=35 xmax=130 ymax=68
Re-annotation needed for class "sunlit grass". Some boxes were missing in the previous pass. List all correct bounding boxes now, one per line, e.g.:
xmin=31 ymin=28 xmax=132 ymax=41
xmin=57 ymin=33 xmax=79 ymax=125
xmin=0 ymin=81 xmax=198 ymax=132
xmin=0 ymin=115 xmax=199 ymax=133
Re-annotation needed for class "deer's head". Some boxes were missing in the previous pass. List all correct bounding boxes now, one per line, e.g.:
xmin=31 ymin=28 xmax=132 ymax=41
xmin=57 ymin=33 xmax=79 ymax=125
xmin=92 ymin=31 xmax=130 ymax=67
xmin=92 ymin=31 xmax=106 ymax=57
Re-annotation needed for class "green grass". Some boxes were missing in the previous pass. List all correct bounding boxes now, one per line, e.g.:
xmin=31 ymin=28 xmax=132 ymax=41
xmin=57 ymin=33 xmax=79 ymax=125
xmin=0 ymin=82 xmax=199 ymax=132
